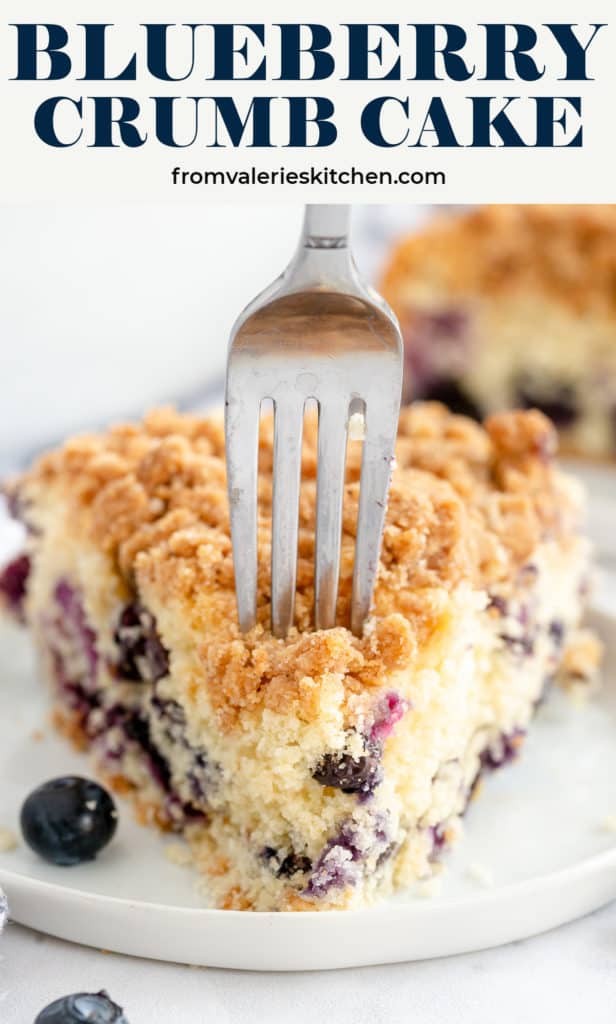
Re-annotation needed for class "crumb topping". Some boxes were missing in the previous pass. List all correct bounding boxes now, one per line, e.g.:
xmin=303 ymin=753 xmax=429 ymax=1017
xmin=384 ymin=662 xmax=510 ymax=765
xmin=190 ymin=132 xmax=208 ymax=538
xmin=381 ymin=205 xmax=616 ymax=315
xmin=15 ymin=403 xmax=581 ymax=727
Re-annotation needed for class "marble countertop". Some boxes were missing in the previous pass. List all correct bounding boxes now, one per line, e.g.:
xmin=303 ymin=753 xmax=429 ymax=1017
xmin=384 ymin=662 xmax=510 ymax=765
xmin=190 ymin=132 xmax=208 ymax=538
xmin=2 ymin=905 xmax=616 ymax=1023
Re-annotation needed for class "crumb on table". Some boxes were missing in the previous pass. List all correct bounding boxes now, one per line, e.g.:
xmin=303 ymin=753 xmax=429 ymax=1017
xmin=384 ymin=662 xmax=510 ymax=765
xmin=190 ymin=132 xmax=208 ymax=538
xmin=0 ymin=827 xmax=19 ymax=853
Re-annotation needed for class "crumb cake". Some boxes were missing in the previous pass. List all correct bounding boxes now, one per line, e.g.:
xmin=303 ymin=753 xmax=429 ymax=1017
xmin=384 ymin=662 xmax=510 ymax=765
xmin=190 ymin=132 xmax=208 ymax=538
xmin=0 ymin=404 xmax=601 ymax=911
xmin=381 ymin=205 xmax=616 ymax=457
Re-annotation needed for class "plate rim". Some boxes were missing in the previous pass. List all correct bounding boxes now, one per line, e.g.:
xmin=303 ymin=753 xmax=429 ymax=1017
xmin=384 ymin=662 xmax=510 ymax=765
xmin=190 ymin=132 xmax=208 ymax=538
xmin=2 ymin=838 xmax=616 ymax=923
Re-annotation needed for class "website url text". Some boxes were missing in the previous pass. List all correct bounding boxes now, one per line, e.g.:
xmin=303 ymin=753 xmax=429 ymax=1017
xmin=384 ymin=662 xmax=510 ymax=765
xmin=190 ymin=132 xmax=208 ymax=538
xmin=170 ymin=166 xmax=446 ymax=187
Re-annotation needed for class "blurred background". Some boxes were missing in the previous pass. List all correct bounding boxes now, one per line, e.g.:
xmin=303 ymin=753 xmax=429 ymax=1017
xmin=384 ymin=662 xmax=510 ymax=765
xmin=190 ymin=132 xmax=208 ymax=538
xmin=2 ymin=202 xmax=616 ymax=484
xmin=0 ymin=204 xmax=437 ymax=473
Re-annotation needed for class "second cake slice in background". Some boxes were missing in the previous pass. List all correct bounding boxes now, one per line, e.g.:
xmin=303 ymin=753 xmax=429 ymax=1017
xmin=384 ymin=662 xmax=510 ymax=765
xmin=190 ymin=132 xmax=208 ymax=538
xmin=381 ymin=205 xmax=616 ymax=458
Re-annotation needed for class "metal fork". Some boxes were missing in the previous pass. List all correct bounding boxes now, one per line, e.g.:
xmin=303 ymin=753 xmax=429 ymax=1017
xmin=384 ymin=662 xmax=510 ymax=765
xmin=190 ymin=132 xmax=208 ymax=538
xmin=225 ymin=205 xmax=403 ymax=638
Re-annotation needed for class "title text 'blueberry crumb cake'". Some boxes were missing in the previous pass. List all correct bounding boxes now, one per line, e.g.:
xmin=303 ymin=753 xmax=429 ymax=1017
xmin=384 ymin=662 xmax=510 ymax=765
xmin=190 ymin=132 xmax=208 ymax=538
xmin=0 ymin=404 xmax=601 ymax=910
xmin=381 ymin=205 xmax=616 ymax=457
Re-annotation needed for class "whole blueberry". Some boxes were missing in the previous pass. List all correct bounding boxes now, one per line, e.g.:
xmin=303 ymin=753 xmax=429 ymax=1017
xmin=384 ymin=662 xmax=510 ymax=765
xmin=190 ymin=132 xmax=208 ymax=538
xmin=35 ymin=990 xmax=127 ymax=1023
xmin=21 ymin=777 xmax=118 ymax=867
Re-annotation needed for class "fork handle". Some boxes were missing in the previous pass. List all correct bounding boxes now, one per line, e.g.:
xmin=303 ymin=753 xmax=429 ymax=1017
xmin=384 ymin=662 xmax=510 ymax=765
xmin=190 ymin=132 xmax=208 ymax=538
xmin=302 ymin=205 xmax=350 ymax=250
xmin=287 ymin=205 xmax=354 ymax=292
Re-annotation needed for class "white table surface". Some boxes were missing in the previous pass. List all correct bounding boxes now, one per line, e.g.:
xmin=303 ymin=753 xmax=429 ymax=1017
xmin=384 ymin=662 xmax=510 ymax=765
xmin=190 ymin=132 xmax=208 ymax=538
xmin=2 ymin=904 xmax=616 ymax=1024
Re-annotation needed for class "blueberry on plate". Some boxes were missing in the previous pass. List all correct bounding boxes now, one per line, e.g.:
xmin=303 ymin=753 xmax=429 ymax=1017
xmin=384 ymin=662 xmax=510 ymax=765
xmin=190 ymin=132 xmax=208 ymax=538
xmin=35 ymin=990 xmax=128 ymax=1023
xmin=20 ymin=776 xmax=118 ymax=867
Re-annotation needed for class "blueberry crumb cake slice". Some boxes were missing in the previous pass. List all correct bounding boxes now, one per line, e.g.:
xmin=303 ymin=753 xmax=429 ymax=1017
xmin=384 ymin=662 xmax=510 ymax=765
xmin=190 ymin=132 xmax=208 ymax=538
xmin=1 ymin=404 xmax=601 ymax=911
xmin=381 ymin=205 xmax=616 ymax=458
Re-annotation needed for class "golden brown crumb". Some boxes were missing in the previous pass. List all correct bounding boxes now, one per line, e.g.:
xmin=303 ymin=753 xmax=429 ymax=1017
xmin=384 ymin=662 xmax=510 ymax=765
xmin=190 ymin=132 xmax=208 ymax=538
xmin=220 ymin=887 xmax=254 ymax=911
xmin=280 ymin=891 xmax=350 ymax=911
xmin=559 ymin=628 xmax=603 ymax=682
xmin=104 ymin=769 xmax=180 ymax=830
xmin=51 ymin=707 xmax=90 ymax=751
xmin=133 ymin=797 xmax=176 ymax=833
xmin=486 ymin=409 xmax=557 ymax=462
xmin=20 ymin=404 xmax=580 ymax=730
xmin=105 ymin=773 xmax=135 ymax=797
xmin=206 ymin=856 xmax=231 ymax=878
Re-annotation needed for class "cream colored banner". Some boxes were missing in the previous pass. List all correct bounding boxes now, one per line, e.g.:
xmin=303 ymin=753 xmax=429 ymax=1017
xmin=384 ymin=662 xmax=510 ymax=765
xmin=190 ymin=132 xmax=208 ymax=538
xmin=0 ymin=0 xmax=613 ymax=201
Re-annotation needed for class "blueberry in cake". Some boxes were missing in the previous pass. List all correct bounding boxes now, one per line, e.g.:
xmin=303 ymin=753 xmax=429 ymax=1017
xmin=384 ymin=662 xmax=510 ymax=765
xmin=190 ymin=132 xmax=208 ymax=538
xmin=381 ymin=205 xmax=616 ymax=458
xmin=1 ymin=404 xmax=600 ymax=910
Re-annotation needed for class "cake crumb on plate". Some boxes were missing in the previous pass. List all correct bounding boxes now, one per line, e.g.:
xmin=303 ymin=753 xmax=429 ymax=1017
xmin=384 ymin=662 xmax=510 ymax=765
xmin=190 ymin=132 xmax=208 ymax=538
xmin=0 ymin=828 xmax=18 ymax=853
xmin=165 ymin=843 xmax=193 ymax=868
xmin=466 ymin=862 xmax=495 ymax=888
xmin=416 ymin=876 xmax=443 ymax=899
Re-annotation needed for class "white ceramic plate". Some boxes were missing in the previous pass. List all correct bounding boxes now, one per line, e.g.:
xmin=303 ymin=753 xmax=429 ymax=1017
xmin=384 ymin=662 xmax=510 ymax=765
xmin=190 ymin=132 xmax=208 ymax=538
xmin=1 ymin=492 xmax=616 ymax=971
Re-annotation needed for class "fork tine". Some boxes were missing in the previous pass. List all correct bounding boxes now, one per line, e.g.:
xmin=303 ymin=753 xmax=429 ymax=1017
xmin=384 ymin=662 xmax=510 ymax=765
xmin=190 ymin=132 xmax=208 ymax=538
xmin=350 ymin=396 xmax=399 ymax=637
xmin=225 ymin=388 xmax=260 ymax=633
xmin=314 ymin=400 xmax=349 ymax=631
xmin=271 ymin=397 xmax=304 ymax=637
